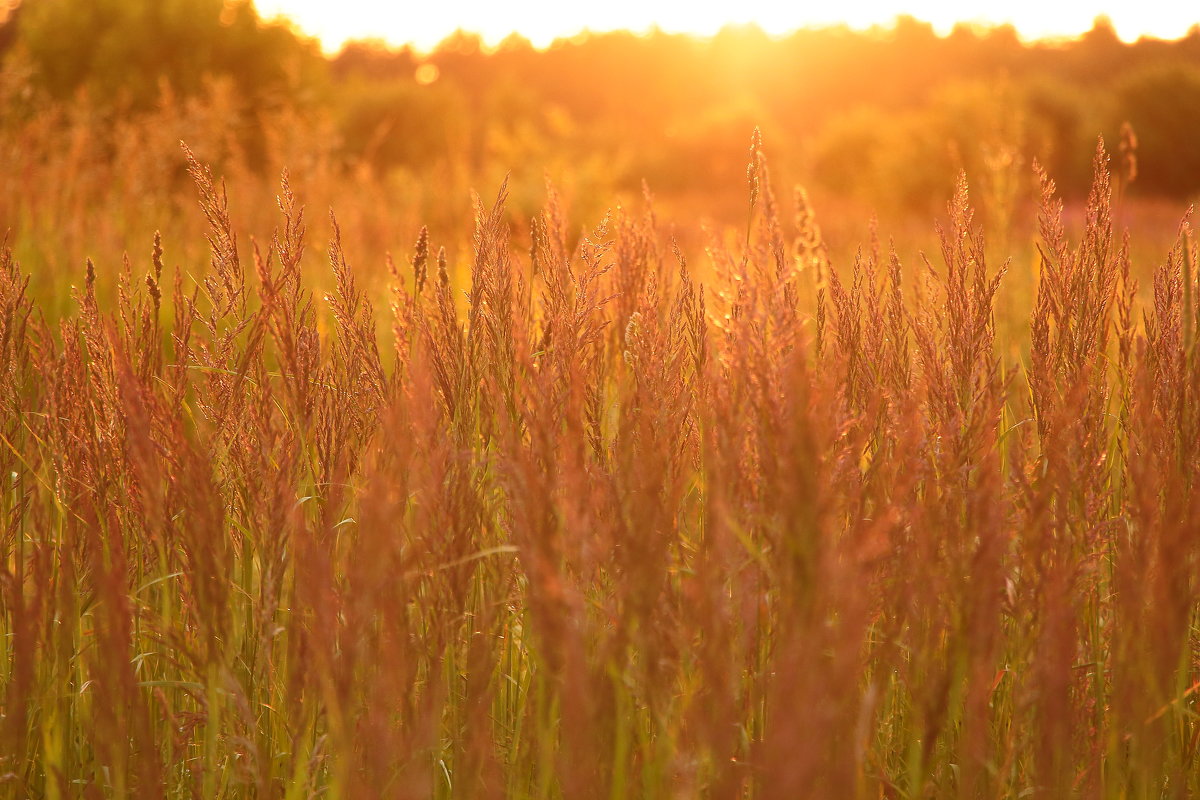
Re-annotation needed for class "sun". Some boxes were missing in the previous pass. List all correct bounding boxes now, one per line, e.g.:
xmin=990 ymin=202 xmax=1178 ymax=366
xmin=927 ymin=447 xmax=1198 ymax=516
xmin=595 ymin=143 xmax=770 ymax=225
xmin=253 ymin=0 xmax=1198 ymax=54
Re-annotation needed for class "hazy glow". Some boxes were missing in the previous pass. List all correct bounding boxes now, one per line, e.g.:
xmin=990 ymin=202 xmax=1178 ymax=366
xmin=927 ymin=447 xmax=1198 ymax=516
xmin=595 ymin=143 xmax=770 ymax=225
xmin=253 ymin=0 xmax=1200 ymax=53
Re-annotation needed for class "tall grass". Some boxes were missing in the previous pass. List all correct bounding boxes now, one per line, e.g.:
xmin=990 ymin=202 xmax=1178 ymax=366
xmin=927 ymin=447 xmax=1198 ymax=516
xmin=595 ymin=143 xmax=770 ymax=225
xmin=1 ymin=134 xmax=1198 ymax=799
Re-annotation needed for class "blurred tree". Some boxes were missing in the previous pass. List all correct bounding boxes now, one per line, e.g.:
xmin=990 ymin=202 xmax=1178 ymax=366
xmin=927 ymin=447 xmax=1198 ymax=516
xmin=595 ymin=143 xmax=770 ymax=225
xmin=0 ymin=1 xmax=18 ymax=53
xmin=335 ymin=75 xmax=468 ymax=173
xmin=1022 ymin=77 xmax=1102 ymax=194
xmin=1116 ymin=64 xmax=1200 ymax=197
xmin=332 ymin=38 xmax=418 ymax=82
xmin=3 ymin=0 xmax=322 ymax=109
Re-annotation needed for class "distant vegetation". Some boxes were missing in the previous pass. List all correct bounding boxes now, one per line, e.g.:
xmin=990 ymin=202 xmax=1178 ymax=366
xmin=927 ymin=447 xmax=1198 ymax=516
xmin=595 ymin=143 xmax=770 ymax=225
xmin=3 ymin=0 xmax=1200 ymax=214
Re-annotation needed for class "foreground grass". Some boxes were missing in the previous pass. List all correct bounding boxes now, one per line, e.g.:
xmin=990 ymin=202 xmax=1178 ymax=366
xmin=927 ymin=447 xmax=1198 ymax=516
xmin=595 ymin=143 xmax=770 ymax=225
xmin=1 ymin=137 xmax=1198 ymax=799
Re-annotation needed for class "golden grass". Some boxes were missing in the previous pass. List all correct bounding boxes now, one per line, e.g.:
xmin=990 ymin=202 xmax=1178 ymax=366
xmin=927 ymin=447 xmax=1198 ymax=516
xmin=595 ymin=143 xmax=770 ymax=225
xmin=1 ymin=134 xmax=1199 ymax=799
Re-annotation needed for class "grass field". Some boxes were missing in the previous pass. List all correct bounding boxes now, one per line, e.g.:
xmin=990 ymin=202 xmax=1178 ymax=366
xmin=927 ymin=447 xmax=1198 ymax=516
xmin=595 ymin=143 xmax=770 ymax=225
xmin=1 ymin=128 xmax=1199 ymax=799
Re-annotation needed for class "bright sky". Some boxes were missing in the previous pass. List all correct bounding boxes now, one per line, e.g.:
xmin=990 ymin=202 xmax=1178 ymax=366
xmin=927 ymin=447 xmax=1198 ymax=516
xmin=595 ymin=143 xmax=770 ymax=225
xmin=253 ymin=1 xmax=1200 ymax=53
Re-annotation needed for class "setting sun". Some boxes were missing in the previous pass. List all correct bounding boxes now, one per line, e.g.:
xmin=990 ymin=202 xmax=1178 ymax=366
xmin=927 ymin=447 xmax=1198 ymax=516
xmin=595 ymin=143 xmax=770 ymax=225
xmin=254 ymin=0 xmax=1200 ymax=51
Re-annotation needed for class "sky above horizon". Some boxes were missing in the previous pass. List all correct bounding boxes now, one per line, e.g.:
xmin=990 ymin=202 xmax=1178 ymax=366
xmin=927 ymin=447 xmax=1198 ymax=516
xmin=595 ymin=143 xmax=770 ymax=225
xmin=252 ymin=1 xmax=1200 ymax=53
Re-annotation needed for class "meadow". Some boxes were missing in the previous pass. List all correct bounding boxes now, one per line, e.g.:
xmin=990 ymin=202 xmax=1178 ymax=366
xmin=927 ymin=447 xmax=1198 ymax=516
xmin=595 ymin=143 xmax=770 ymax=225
xmin=1 ymin=123 xmax=1198 ymax=798
xmin=3 ymin=5 xmax=1200 ymax=797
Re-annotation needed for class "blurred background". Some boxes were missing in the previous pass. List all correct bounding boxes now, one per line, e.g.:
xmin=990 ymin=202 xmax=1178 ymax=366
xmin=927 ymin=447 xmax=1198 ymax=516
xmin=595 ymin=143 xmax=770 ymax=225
xmin=1 ymin=0 xmax=1199 ymax=309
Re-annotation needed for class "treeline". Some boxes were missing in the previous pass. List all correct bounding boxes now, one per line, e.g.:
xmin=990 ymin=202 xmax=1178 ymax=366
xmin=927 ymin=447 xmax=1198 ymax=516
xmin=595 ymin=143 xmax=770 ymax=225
xmin=3 ymin=0 xmax=1200 ymax=210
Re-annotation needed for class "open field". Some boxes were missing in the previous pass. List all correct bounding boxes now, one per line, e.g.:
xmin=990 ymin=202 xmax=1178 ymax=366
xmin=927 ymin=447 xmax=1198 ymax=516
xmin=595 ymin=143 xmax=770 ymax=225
xmin=1 ymin=129 xmax=1199 ymax=798
xmin=4 ymin=3 xmax=1200 ymax=796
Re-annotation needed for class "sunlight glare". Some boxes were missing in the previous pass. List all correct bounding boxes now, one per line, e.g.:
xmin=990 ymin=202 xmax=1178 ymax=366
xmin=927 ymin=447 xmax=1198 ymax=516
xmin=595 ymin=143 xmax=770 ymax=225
xmin=253 ymin=0 xmax=1200 ymax=53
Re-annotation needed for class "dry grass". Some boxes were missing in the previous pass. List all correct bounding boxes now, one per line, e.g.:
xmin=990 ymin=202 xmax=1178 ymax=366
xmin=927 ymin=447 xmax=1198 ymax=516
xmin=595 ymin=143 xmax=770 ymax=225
xmin=1 ymin=133 xmax=1199 ymax=799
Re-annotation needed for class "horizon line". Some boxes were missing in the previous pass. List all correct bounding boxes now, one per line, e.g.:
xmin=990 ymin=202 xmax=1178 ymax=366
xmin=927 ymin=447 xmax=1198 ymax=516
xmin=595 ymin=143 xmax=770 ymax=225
xmin=252 ymin=8 xmax=1200 ymax=57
